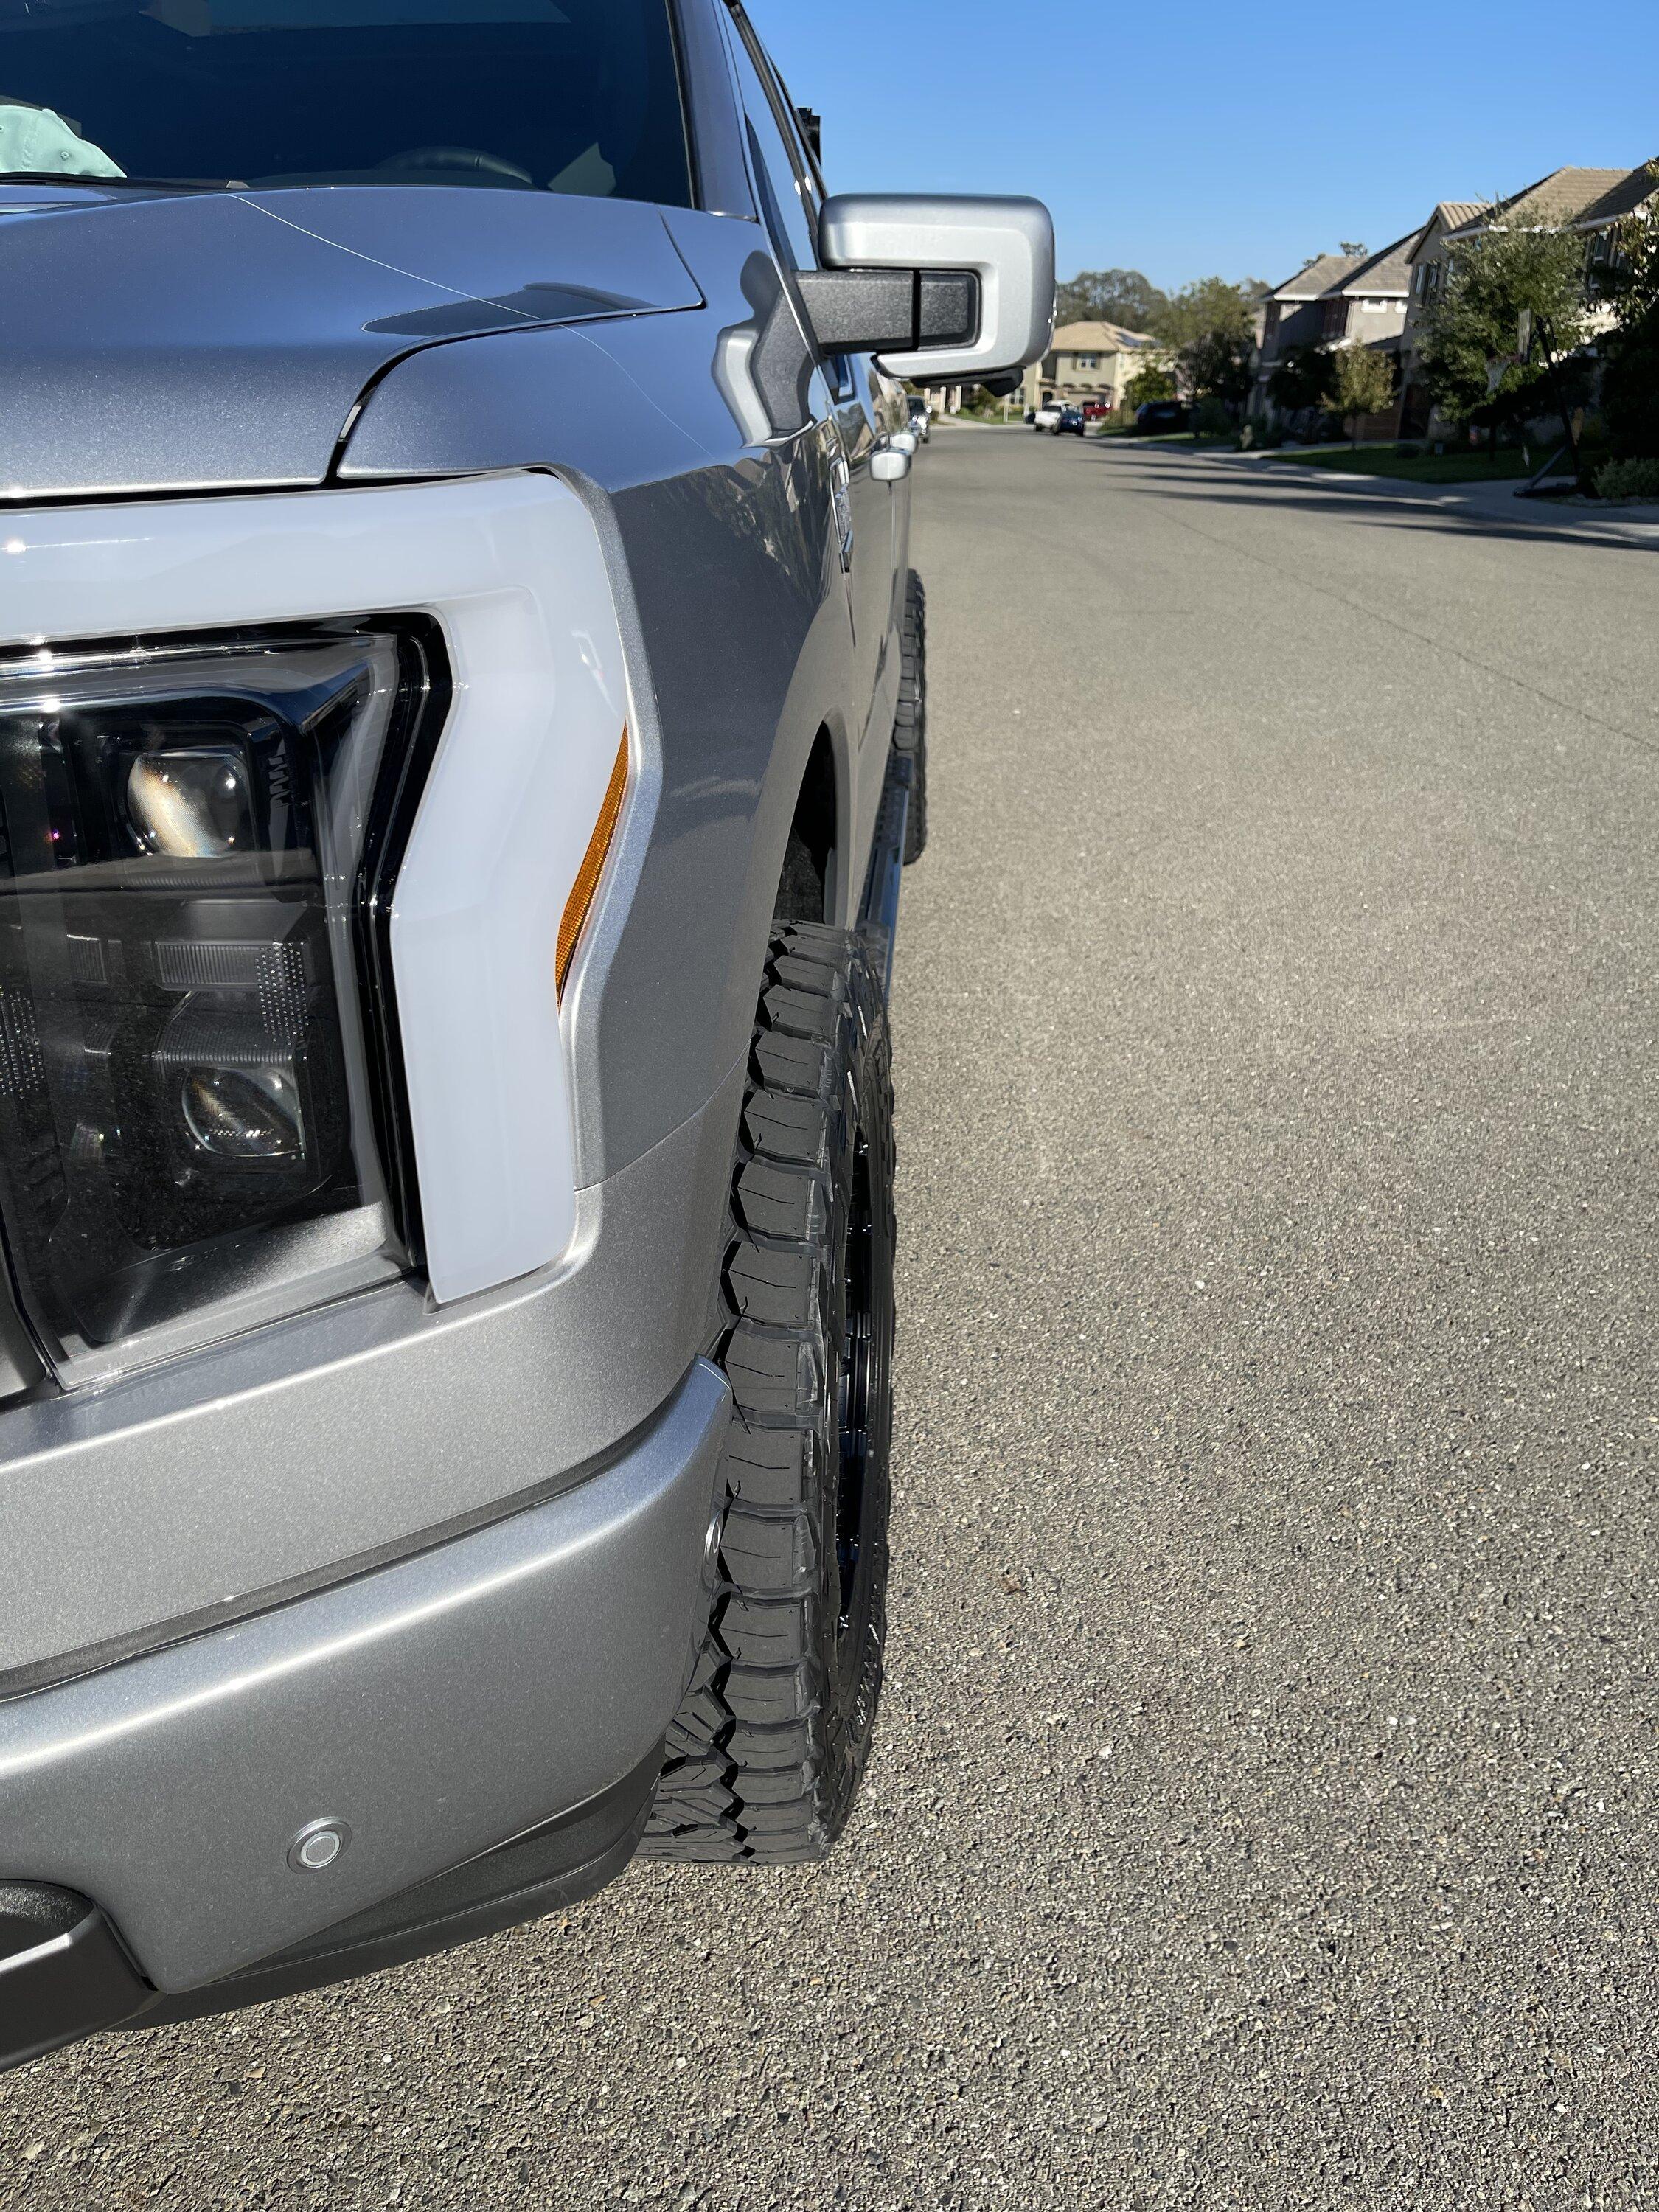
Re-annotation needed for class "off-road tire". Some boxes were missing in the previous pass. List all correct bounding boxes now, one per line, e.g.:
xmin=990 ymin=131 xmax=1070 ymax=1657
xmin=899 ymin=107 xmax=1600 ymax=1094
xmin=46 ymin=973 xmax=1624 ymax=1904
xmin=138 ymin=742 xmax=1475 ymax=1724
xmin=893 ymin=570 xmax=927 ymax=864
xmin=641 ymin=924 xmax=894 ymax=1864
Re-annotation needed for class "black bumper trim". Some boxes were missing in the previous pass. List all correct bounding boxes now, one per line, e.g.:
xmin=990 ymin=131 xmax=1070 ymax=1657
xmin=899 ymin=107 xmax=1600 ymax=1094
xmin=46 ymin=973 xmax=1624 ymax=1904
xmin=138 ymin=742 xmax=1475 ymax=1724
xmin=0 ymin=1885 xmax=153 ymax=2076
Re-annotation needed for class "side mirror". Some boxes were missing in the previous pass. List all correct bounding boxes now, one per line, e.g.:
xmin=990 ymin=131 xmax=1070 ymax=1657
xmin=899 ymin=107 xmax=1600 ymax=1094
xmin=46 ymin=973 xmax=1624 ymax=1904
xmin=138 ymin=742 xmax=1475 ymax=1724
xmin=796 ymin=195 xmax=1054 ymax=382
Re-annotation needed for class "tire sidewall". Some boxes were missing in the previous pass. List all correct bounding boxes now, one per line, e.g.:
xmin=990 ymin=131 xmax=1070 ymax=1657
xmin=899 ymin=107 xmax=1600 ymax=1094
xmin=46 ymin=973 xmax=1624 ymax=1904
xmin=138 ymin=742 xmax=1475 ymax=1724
xmin=812 ymin=944 xmax=895 ymax=1836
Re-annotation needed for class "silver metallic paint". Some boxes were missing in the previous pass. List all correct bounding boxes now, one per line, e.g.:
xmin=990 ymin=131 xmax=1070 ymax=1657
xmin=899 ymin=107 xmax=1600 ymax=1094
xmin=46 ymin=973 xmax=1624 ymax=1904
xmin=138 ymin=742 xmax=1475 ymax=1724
xmin=0 ymin=189 xmax=700 ymax=500
xmin=0 ymin=0 xmax=1043 ymax=1997
xmin=342 ymin=206 xmax=894 ymax=1181
xmin=670 ymin=0 xmax=756 ymax=221
xmin=0 ymin=1359 xmax=729 ymax=1989
xmin=0 ymin=475 xmax=640 ymax=1311
xmin=0 ymin=1062 xmax=742 ymax=1688
xmin=818 ymin=193 xmax=1057 ymax=383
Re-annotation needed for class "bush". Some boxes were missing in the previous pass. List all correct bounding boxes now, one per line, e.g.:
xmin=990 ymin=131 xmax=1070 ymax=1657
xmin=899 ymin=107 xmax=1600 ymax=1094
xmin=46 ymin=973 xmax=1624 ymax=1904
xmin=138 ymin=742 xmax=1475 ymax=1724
xmin=1125 ymin=364 xmax=1178 ymax=408
xmin=1193 ymin=395 xmax=1233 ymax=437
xmin=1394 ymin=440 xmax=1422 ymax=458
xmin=1601 ymin=314 xmax=1659 ymax=462
xmin=1593 ymin=456 xmax=1659 ymax=501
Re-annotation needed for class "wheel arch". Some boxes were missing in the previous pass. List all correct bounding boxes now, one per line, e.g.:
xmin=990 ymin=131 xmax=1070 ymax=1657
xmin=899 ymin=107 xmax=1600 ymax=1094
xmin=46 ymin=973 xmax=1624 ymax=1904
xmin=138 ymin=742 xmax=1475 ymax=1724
xmin=772 ymin=724 xmax=845 ymax=926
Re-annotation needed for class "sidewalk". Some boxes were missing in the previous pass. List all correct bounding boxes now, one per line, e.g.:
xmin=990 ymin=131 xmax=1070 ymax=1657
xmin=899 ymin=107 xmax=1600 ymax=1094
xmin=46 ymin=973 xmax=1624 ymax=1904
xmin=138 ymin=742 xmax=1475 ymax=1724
xmin=1220 ymin=448 xmax=1659 ymax=549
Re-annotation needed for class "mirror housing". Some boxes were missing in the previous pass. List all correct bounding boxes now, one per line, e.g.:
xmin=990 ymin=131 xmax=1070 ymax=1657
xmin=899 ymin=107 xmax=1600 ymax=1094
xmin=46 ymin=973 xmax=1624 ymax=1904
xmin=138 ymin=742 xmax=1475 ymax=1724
xmin=810 ymin=194 xmax=1054 ymax=382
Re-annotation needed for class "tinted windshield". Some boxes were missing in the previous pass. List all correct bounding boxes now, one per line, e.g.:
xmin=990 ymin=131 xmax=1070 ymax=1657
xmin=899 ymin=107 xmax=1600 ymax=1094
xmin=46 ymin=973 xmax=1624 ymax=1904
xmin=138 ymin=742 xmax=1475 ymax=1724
xmin=0 ymin=0 xmax=692 ymax=202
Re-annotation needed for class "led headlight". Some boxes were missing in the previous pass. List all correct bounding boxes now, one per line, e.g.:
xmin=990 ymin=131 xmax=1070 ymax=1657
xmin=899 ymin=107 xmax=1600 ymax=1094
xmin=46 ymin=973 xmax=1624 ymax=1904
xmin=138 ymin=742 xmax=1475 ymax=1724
xmin=0 ymin=627 xmax=441 ymax=1383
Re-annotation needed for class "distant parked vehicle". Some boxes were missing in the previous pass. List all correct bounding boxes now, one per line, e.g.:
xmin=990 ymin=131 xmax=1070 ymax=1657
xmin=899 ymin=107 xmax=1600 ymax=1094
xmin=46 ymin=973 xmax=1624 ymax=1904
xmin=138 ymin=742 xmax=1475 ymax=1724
xmin=1034 ymin=403 xmax=1083 ymax=436
xmin=1134 ymin=400 xmax=1189 ymax=434
xmin=1032 ymin=401 xmax=1061 ymax=431
xmin=907 ymin=396 xmax=932 ymax=443
xmin=1080 ymin=400 xmax=1110 ymax=422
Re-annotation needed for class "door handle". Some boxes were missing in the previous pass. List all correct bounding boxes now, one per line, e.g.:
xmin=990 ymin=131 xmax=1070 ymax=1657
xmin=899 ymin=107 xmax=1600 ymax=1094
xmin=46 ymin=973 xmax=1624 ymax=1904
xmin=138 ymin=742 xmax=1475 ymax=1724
xmin=871 ymin=429 xmax=916 ymax=482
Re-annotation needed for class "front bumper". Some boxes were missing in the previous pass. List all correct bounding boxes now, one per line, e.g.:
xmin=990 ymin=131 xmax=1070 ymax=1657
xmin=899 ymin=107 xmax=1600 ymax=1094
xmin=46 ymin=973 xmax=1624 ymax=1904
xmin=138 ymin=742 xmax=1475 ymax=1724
xmin=0 ymin=1357 xmax=728 ymax=2062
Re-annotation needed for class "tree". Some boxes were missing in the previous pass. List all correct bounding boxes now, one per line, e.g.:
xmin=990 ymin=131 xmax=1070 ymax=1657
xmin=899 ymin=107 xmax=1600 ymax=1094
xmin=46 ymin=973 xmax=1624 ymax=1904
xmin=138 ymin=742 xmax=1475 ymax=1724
xmin=1419 ymin=220 xmax=1589 ymax=434
xmin=1267 ymin=341 xmax=1330 ymax=415
xmin=1138 ymin=276 xmax=1267 ymax=420
xmin=1054 ymin=268 xmax=1169 ymax=333
xmin=1150 ymin=274 xmax=1264 ymax=351
xmin=1594 ymin=164 xmax=1659 ymax=460
xmin=1181 ymin=327 xmax=1255 ymax=412
xmin=1596 ymin=164 xmax=1659 ymax=321
xmin=1326 ymin=346 xmax=1396 ymax=445
xmin=1124 ymin=363 xmax=1177 ymax=408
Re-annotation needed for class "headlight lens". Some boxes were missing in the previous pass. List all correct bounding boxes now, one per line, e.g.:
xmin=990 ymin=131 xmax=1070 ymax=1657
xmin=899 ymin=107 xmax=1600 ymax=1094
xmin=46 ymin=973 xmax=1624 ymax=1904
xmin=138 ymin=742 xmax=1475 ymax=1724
xmin=0 ymin=627 xmax=439 ymax=1384
xmin=126 ymin=747 xmax=257 ymax=860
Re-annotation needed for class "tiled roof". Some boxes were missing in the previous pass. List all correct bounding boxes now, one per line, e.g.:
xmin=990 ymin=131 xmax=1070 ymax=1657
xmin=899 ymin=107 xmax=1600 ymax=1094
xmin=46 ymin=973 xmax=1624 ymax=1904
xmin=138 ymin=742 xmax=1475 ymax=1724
xmin=1272 ymin=254 xmax=1363 ymax=301
xmin=1445 ymin=165 xmax=1658 ymax=240
xmin=1405 ymin=204 xmax=1490 ymax=262
xmin=1571 ymin=163 xmax=1659 ymax=226
xmin=1272 ymin=230 xmax=1424 ymax=302
xmin=1337 ymin=229 xmax=1427 ymax=296
xmin=1049 ymin=319 xmax=1158 ymax=350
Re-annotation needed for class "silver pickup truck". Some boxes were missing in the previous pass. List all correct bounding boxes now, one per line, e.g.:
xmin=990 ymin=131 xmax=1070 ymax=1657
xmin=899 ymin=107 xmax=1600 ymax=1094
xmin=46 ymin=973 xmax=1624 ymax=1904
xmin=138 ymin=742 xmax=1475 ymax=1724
xmin=0 ymin=0 xmax=1051 ymax=2071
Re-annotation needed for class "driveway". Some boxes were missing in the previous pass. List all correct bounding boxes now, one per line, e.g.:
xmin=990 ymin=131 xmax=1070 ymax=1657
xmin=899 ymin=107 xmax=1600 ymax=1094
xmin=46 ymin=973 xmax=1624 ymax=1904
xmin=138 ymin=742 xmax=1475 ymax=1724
xmin=4 ymin=431 xmax=1658 ymax=2209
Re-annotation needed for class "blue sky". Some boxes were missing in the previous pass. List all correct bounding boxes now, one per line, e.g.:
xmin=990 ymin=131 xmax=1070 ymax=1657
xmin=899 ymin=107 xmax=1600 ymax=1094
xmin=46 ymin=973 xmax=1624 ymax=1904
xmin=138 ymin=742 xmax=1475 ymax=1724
xmin=751 ymin=0 xmax=1659 ymax=294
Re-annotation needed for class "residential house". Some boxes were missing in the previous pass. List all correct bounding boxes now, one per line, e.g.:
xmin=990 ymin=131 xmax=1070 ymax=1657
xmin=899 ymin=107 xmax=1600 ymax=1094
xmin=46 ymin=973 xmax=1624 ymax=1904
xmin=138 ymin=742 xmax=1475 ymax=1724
xmin=1395 ymin=203 xmax=1489 ymax=434
xmin=1253 ymin=232 xmax=1424 ymax=431
xmin=1022 ymin=321 xmax=1159 ymax=414
xmin=1397 ymin=164 xmax=1659 ymax=436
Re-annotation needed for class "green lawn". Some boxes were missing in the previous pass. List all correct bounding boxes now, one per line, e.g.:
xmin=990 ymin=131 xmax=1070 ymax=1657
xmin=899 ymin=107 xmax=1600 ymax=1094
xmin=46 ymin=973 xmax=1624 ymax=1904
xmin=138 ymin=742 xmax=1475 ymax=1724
xmin=1256 ymin=446 xmax=1536 ymax=485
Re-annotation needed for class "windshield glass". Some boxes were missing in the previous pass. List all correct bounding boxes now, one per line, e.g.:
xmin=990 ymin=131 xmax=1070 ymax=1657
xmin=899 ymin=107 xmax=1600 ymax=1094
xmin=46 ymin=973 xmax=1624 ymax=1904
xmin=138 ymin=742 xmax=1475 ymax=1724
xmin=0 ymin=0 xmax=692 ymax=202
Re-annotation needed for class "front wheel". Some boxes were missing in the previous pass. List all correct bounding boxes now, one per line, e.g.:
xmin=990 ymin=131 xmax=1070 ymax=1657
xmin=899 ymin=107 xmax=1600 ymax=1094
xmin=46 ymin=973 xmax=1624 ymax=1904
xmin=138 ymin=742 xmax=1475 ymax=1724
xmin=641 ymin=924 xmax=895 ymax=1864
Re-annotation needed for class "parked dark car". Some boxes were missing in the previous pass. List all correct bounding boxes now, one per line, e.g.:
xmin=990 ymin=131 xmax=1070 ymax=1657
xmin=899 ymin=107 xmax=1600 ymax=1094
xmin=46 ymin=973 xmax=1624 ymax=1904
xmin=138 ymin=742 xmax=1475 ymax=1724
xmin=1134 ymin=400 xmax=1189 ymax=434
xmin=1049 ymin=405 xmax=1085 ymax=437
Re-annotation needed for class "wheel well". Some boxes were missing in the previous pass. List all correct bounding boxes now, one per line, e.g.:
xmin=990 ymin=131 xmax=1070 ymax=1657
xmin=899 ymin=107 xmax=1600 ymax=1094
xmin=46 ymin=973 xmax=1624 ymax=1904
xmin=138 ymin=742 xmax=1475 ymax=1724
xmin=773 ymin=728 xmax=838 ymax=924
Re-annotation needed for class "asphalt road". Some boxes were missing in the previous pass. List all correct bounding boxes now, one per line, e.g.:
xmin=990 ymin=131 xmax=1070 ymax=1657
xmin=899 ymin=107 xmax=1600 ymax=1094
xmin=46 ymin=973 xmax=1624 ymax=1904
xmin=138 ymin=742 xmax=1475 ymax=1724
xmin=6 ymin=431 xmax=1659 ymax=2208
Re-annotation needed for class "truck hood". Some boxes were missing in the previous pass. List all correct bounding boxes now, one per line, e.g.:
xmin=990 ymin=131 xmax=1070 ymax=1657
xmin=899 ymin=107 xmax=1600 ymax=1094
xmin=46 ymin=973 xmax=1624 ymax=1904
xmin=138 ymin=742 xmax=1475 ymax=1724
xmin=0 ymin=185 xmax=703 ymax=501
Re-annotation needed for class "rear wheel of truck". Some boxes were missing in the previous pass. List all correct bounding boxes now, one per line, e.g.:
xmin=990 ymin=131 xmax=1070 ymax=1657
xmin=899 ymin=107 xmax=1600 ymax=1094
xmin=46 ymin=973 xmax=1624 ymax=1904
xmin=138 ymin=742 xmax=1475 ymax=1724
xmin=641 ymin=923 xmax=894 ymax=1865
xmin=894 ymin=570 xmax=927 ymax=865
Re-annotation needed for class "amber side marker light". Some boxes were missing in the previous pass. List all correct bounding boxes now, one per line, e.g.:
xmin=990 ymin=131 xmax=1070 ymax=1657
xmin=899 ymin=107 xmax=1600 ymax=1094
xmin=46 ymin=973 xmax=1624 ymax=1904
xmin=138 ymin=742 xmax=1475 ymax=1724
xmin=556 ymin=728 xmax=630 ymax=1001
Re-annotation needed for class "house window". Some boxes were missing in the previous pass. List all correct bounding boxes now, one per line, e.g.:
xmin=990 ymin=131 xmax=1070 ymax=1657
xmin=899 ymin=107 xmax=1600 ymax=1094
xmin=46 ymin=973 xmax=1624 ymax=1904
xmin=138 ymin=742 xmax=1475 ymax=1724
xmin=1077 ymin=354 xmax=1099 ymax=369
